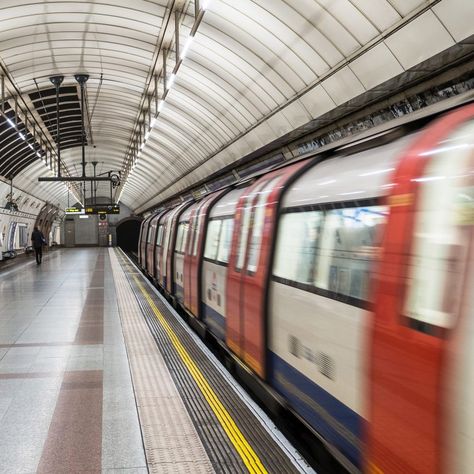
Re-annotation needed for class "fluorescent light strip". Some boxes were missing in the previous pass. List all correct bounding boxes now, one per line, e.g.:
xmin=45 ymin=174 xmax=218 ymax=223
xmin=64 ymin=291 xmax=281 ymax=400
xmin=167 ymin=73 xmax=176 ymax=90
xmin=180 ymin=35 xmax=194 ymax=59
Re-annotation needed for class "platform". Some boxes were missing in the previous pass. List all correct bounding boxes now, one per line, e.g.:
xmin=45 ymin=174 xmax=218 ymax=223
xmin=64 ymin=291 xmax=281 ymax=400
xmin=0 ymin=248 xmax=314 ymax=473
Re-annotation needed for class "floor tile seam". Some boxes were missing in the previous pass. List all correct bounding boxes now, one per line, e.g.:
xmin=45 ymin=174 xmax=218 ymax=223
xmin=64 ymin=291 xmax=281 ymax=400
xmin=109 ymin=249 xmax=214 ymax=471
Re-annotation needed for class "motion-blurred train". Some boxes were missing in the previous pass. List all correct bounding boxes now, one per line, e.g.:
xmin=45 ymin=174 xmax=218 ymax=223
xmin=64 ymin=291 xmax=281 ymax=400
xmin=138 ymin=97 xmax=474 ymax=473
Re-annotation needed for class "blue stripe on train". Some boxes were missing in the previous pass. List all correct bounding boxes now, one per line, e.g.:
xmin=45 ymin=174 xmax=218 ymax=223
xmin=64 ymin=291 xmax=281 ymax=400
xmin=269 ymin=352 xmax=363 ymax=468
xmin=202 ymin=303 xmax=226 ymax=341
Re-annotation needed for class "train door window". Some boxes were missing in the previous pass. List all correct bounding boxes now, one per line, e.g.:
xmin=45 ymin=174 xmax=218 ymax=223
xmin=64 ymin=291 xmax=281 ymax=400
xmin=204 ymin=219 xmax=222 ymax=260
xmin=192 ymin=210 xmax=204 ymax=256
xmin=273 ymin=211 xmax=323 ymax=283
xmin=156 ymin=224 xmax=164 ymax=246
xmin=217 ymin=218 xmax=233 ymax=263
xmin=236 ymin=181 xmax=267 ymax=271
xmin=175 ymin=222 xmax=189 ymax=253
xmin=146 ymin=225 xmax=152 ymax=243
xmin=247 ymin=177 xmax=280 ymax=274
xmin=181 ymin=222 xmax=189 ymax=253
xmin=315 ymin=205 xmax=387 ymax=302
xmin=403 ymin=121 xmax=474 ymax=335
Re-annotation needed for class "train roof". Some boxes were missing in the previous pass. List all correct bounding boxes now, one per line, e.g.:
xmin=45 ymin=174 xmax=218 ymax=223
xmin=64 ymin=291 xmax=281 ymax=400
xmin=210 ymin=187 xmax=248 ymax=218
xmin=281 ymin=132 xmax=417 ymax=209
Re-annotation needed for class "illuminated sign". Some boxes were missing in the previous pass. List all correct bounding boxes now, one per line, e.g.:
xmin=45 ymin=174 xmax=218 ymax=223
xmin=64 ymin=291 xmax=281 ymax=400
xmin=85 ymin=204 xmax=120 ymax=215
xmin=65 ymin=207 xmax=84 ymax=215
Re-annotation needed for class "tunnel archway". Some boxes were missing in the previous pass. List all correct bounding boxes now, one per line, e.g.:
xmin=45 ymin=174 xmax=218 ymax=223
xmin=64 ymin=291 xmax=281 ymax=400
xmin=116 ymin=218 xmax=142 ymax=253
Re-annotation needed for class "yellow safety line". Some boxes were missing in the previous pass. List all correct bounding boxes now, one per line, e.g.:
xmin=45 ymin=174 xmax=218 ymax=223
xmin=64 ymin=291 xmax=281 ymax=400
xmin=131 ymin=273 xmax=268 ymax=474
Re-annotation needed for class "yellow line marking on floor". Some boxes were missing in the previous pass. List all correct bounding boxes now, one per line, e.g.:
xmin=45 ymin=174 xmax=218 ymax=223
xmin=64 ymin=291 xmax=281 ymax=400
xmin=131 ymin=273 xmax=268 ymax=474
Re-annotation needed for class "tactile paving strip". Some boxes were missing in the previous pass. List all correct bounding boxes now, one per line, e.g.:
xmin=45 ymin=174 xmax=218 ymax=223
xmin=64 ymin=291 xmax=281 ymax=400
xmin=109 ymin=249 xmax=214 ymax=474
xmin=114 ymin=249 xmax=307 ymax=474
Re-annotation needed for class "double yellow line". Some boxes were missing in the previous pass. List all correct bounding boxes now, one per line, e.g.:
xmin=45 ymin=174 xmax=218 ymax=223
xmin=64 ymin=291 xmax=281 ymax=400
xmin=132 ymin=274 xmax=268 ymax=474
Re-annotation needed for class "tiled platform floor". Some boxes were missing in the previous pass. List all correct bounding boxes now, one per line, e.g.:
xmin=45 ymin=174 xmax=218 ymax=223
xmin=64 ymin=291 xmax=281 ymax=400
xmin=0 ymin=248 xmax=147 ymax=473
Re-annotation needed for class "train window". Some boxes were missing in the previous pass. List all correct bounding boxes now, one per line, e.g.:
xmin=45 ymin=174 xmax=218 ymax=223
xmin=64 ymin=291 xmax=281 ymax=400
xmin=247 ymin=177 xmax=279 ymax=273
xmin=181 ymin=222 xmax=189 ymax=253
xmin=273 ymin=211 xmax=323 ymax=283
xmin=204 ymin=219 xmax=222 ymax=260
xmin=193 ymin=211 xmax=204 ymax=256
xmin=156 ymin=225 xmax=164 ymax=246
xmin=403 ymin=121 xmax=474 ymax=335
xmin=146 ymin=225 xmax=152 ymax=244
xmin=236 ymin=181 xmax=267 ymax=271
xmin=175 ymin=222 xmax=189 ymax=253
xmin=315 ymin=206 xmax=387 ymax=302
xmin=217 ymin=218 xmax=233 ymax=263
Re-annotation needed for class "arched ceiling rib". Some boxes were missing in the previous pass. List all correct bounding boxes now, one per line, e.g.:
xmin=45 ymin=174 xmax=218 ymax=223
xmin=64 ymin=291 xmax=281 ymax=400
xmin=0 ymin=0 xmax=471 ymax=212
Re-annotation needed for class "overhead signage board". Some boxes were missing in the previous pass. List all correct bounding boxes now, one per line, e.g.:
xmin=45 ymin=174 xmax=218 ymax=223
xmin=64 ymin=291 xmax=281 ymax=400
xmin=65 ymin=207 xmax=84 ymax=215
xmin=85 ymin=204 xmax=120 ymax=215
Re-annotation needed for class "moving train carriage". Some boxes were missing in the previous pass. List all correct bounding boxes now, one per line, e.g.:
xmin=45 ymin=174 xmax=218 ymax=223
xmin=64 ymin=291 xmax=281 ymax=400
xmin=226 ymin=160 xmax=311 ymax=378
xmin=145 ymin=211 xmax=162 ymax=277
xmin=199 ymin=187 xmax=247 ymax=340
xmin=173 ymin=202 xmax=199 ymax=305
xmin=367 ymin=105 xmax=474 ymax=474
xmin=158 ymin=201 xmax=192 ymax=293
xmin=268 ymin=134 xmax=415 ymax=470
xmin=183 ymin=190 xmax=228 ymax=319
xmin=138 ymin=215 xmax=152 ymax=267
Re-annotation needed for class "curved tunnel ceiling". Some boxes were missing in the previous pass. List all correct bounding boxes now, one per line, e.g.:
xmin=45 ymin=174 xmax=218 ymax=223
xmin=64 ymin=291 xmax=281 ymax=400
xmin=0 ymin=0 xmax=472 ymax=212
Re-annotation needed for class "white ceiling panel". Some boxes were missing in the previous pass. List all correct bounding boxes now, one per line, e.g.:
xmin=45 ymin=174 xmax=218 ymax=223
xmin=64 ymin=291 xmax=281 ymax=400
xmin=0 ymin=0 xmax=464 ymax=212
xmin=433 ymin=0 xmax=474 ymax=42
xmin=321 ymin=66 xmax=366 ymax=106
xmin=351 ymin=42 xmax=405 ymax=89
xmin=385 ymin=10 xmax=455 ymax=70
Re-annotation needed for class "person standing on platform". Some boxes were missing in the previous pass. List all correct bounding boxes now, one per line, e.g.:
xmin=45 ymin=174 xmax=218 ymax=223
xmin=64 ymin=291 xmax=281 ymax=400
xmin=31 ymin=227 xmax=46 ymax=265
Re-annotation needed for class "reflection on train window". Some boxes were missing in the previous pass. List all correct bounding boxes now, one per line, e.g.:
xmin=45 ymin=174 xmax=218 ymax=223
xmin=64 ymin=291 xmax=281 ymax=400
xmin=273 ymin=204 xmax=387 ymax=305
xmin=146 ymin=225 xmax=152 ymax=244
xmin=193 ymin=211 xmax=204 ymax=256
xmin=204 ymin=218 xmax=233 ymax=264
xmin=316 ymin=206 xmax=387 ymax=301
xmin=217 ymin=219 xmax=233 ymax=263
xmin=180 ymin=222 xmax=189 ymax=253
xmin=236 ymin=181 xmax=267 ymax=271
xmin=156 ymin=225 xmax=164 ymax=246
xmin=273 ymin=211 xmax=323 ymax=283
xmin=247 ymin=177 xmax=279 ymax=273
xmin=175 ymin=222 xmax=189 ymax=253
xmin=175 ymin=222 xmax=185 ymax=252
xmin=403 ymin=121 xmax=474 ymax=335
xmin=204 ymin=219 xmax=222 ymax=260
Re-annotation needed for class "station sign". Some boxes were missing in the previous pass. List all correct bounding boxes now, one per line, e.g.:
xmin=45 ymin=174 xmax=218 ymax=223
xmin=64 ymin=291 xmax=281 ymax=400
xmin=65 ymin=207 xmax=84 ymax=215
xmin=85 ymin=204 xmax=120 ymax=215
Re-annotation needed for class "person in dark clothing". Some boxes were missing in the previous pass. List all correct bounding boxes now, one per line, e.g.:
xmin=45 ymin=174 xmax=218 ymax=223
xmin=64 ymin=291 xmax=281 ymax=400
xmin=31 ymin=227 xmax=46 ymax=264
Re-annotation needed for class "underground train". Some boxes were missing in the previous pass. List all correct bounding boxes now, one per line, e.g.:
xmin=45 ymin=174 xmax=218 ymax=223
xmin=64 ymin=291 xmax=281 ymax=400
xmin=137 ymin=99 xmax=474 ymax=473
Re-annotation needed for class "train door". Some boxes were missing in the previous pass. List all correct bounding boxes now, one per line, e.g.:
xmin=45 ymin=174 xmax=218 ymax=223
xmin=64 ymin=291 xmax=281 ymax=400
xmin=146 ymin=213 xmax=160 ymax=277
xmin=226 ymin=161 xmax=310 ymax=378
xmin=139 ymin=216 xmax=152 ymax=268
xmin=184 ymin=190 xmax=227 ymax=318
xmin=174 ymin=203 xmax=198 ymax=304
xmin=367 ymin=106 xmax=474 ymax=474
